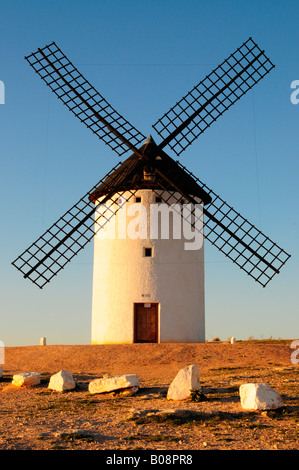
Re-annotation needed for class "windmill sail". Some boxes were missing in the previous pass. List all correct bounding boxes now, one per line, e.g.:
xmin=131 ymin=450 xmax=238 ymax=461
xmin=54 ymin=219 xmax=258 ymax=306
xmin=25 ymin=42 xmax=146 ymax=156
xmin=154 ymin=160 xmax=290 ymax=287
xmin=153 ymin=37 xmax=274 ymax=156
xmin=11 ymin=162 xmax=142 ymax=288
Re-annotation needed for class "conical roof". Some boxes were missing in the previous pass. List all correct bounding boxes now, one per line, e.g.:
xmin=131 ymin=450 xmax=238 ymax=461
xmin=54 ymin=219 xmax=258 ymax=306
xmin=89 ymin=136 xmax=212 ymax=205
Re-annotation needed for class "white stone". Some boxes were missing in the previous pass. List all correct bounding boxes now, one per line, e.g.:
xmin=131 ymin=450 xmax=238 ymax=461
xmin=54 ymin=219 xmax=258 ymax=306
xmin=12 ymin=372 xmax=41 ymax=387
xmin=239 ymin=383 xmax=284 ymax=410
xmin=88 ymin=374 xmax=140 ymax=395
xmin=40 ymin=337 xmax=46 ymax=345
xmin=167 ymin=364 xmax=201 ymax=401
xmin=230 ymin=336 xmax=236 ymax=344
xmin=48 ymin=370 xmax=76 ymax=392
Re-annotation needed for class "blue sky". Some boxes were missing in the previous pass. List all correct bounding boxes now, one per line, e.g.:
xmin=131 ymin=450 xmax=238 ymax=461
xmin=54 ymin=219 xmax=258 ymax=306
xmin=0 ymin=0 xmax=298 ymax=346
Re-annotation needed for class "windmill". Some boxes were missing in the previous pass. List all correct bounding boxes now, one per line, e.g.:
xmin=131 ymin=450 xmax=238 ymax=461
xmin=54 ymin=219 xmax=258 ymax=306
xmin=12 ymin=38 xmax=290 ymax=343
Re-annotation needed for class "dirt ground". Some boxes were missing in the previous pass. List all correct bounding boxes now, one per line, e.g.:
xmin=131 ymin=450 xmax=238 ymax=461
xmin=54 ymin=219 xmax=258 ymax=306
xmin=0 ymin=340 xmax=298 ymax=451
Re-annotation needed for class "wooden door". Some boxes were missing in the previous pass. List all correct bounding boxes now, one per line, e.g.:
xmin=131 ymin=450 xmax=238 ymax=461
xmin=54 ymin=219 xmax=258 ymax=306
xmin=134 ymin=303 xmax=158 ymax=343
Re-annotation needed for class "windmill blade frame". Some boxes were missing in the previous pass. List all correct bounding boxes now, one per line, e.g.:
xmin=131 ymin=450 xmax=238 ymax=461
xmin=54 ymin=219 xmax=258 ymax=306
xmin=153 ymin=37 xmax=275 ymax=156
xmin=153 ymin=160 xmax=290 ymax=287
xmin=11 ymin=161 xmax=143 ymax=288
xmin=25 ymin=42 xmax=146 ymax=157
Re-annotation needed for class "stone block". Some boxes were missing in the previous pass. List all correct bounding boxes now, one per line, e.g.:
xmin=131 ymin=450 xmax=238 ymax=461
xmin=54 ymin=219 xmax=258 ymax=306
xmin=12 ymin=372 xmax=41 ymax=387
xmin=48 ymin=370 xmax=76 ymax=392
xmin=239 ymin=383 xmax=284 ymax=410
xmin=89 ymin=374 xmax=140 ymax=395
xmin=167 ymin=364 xmax=201 ymax=401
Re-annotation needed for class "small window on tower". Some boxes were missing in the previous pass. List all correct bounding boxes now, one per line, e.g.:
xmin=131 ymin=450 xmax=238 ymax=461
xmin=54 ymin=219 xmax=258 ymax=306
xmin=135 ymin=196 xmax=141 ymax=203
xmin=155 ymin=196 xmax=162 ymax=203
xmin=144 ymin=247 xmax=153 ymax=257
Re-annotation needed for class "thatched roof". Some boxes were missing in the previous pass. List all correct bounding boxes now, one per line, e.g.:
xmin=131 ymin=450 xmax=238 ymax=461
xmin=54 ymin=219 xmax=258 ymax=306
xmin=89 ymin=136 xmax=212 ymax=205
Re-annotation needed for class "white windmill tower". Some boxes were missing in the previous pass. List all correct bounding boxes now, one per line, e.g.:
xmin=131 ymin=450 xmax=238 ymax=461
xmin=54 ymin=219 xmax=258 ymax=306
xmin=12 ymin=39 xmax=290 ymax=344
xmin=89 ymin=135 xmax=211 ymax=343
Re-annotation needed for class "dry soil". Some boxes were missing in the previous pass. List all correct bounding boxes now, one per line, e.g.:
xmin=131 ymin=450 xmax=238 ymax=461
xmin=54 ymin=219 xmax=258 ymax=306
xmin=0 ymin=340 xmax=298 ymax=451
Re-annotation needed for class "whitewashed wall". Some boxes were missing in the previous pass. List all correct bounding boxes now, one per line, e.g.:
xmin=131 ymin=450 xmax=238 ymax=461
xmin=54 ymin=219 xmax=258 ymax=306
xmin=91 ymin=190 xmax=205 ymax=344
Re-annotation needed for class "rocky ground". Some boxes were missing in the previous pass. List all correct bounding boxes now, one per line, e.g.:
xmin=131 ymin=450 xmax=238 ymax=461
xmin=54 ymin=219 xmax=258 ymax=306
xmin=0 ymin=340 xmax=298 ymax=451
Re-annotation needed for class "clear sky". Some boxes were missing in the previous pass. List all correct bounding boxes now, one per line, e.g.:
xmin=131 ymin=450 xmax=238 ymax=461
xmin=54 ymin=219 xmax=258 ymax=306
xmin=0 ymin=0 xmax=298 ymax=346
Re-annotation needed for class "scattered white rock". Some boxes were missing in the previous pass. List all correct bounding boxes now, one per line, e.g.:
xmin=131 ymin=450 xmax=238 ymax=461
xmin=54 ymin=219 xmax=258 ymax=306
xmin=40 ymin=337 xmax=46 ymax=345
xmin=167 ymin=364 xmax=201 ymax=401
xmin=88 ymin=374 xmax=140 ymax=395
xmin=239 ymin=383 xmax=284 ymax=410
xmin=12 ymin=372 xmax=41 ymax=387
xmin=48 ymin=370 xmax=76 ymax=392
xmin=230 ymin=336 xmax=236 ymax=344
